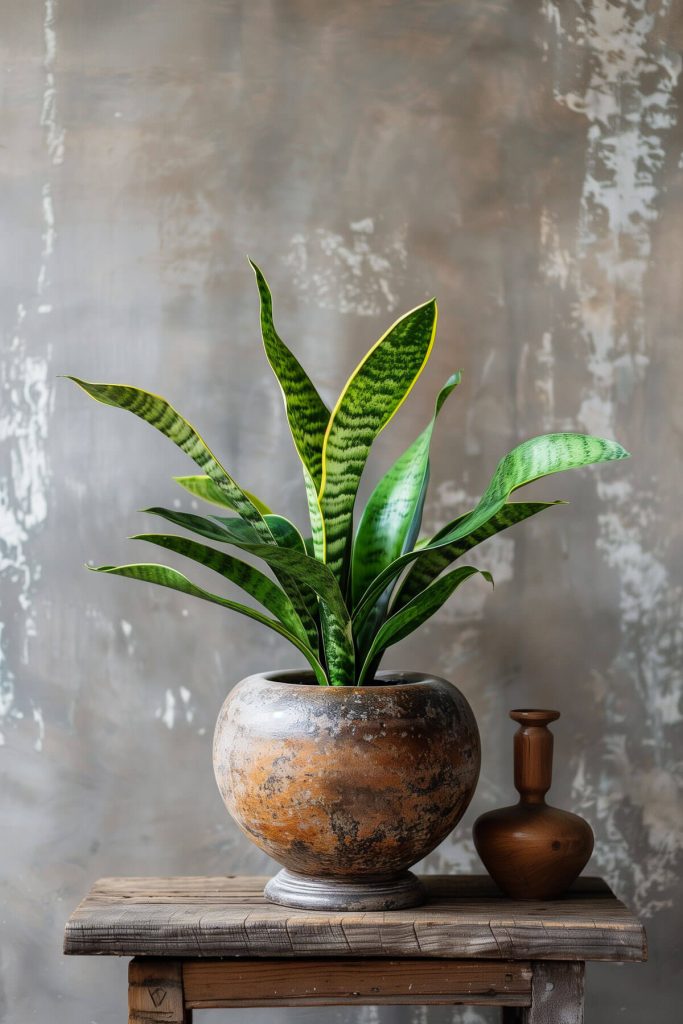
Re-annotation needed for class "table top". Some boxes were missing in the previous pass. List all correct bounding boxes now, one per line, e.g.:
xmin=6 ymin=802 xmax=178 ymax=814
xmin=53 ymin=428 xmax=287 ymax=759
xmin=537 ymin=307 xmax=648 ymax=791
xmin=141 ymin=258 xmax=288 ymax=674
xmin=63 ymin=874 xmax=646 ymax=963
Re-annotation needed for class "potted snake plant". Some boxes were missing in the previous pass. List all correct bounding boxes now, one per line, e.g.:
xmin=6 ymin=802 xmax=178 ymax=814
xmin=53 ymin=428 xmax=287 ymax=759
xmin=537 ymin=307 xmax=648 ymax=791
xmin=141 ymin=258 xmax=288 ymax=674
xmin=70 ymin=261 xmax=629 ymax=910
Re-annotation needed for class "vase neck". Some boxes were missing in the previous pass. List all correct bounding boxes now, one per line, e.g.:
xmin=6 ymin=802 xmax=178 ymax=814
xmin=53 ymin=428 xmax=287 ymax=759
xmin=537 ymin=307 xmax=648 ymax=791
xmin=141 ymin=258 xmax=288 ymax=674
xmin=509 ymin=709 xmax=560 ymax=805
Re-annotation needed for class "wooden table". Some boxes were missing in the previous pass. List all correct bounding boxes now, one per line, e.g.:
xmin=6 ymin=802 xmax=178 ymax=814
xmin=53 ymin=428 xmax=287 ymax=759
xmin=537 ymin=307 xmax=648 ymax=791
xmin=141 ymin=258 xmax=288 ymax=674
xmin=64 ymin=874 xmax=646 ymax=1023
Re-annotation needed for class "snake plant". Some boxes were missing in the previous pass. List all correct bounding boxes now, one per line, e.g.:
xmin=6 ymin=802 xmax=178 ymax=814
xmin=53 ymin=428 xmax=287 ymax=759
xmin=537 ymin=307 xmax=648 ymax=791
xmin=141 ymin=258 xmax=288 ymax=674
xmin=69 ymin=262 xmax=629 ymax=686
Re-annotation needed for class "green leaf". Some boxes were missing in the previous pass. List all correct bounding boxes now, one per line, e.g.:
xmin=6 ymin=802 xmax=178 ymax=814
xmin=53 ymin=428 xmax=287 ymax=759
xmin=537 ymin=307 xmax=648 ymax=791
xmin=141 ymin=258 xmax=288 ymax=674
xmin=250 ymin=261 xmax=329 ymax=556
xmin=144 ymin=507 xmax=348 ymax=620
xmin=353 ymin=432 xmax=629 ymax=633
xmin=90 ymin=561 xmax=328 ymax=685
xmin=175 ymin=475 xmax=272 ymax=515
xmin=144 ymin=506 xmax=354 ymax=680
xmin=393 ymin=501 xmax=560 ymax=610
xmin=169 ymin=484 xmax=317 ymax=647
xmin=319 ymin=297 xmax=438 ymax=593
xmin=320 ymin=607 xmax=356 ymax=686
xmin=216 ymin=511 xmax=321 ymax=645
xmin=184 ymin=508 xmax=319 ymax=644
xmin=216 ymin=513 xmax=305 ymax=552
xmin=132 ymin=533 xmax=310 ymax=645
xmin=67 ymin=377 xmax=273 ymax=541
xmin=142 ymin=507 xmax=232 ymax=543
xmin=357 ymin=566 xmax=493 ymax=685
xmin=351 ymin=372 xmax=460 ymax=609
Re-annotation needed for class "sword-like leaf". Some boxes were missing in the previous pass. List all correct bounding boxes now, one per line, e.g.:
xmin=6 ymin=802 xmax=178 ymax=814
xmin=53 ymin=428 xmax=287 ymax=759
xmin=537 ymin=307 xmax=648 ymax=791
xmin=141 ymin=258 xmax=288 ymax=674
xmin=352 ymin=372 xmax=460 ymax=610
xmin=132 ymin=533 xmax=310 ymax=644
xmin=353 ymin=433 xmax=629 ymax=634
xmin=175 ymin=475 xmax=272 ymax=515
xmin=250 ymin=261 xmax=329 ymax=556
xmin=144 ymin=508 xmax=344 ymax=615
xmin=215 ymin=513 xmax=305 ymax=552
xmin=357 ymin=566 xmax=493 ymax=685
xmin=144 ymin=506 xmax=353 ymax=680
xmin=90 ymin=561 xmax=327 ymax=685
xmin=216 ymin=511 xmax=321 ymax=642
xmin=319 ymin=297 xmax=437 ymax=593
xmin=393 ymin=501 xmax=561 ymax=610
xmin=68 ymin=377 xmax=273 ymax=541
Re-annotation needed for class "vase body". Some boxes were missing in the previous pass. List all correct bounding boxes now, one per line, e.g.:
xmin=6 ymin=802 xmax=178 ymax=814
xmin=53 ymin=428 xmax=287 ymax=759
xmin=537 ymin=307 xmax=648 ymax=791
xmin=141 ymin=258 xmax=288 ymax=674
xmin=213 ymin=669 xmax=480 ymax=910
xmin=473 ymin=709 xmax=593 ymax=900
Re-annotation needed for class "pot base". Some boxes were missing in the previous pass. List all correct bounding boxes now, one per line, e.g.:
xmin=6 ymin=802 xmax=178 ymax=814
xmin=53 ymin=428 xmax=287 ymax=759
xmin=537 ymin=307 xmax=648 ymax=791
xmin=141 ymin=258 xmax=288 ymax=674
xmin=264 ymin=868 xmax=426 ymax=911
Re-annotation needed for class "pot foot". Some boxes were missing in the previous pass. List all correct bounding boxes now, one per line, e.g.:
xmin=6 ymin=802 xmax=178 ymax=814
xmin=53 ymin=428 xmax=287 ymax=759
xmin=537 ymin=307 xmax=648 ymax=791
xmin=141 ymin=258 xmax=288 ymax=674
xmin=264 ymin=868 xmax=426 ymax=911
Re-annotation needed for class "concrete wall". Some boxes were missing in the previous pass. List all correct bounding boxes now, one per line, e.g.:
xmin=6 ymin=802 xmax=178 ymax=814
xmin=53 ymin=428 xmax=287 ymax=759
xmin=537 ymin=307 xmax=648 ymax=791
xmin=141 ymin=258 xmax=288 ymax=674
xmin=1 ymin=1 xmax=681 ymax=1020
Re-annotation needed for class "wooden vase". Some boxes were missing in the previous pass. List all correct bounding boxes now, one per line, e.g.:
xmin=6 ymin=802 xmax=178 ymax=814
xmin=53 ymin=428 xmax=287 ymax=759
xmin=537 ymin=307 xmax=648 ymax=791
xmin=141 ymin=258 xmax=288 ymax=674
xmin=473 ymin=709 xmax=594 ymax=899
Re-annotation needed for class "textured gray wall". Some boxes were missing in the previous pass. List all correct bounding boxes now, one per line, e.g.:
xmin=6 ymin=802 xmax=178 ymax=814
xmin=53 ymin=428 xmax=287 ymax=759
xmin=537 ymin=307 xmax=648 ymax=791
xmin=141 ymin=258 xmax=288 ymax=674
xmin=1 ymin=1 xmax=682 ymax=1021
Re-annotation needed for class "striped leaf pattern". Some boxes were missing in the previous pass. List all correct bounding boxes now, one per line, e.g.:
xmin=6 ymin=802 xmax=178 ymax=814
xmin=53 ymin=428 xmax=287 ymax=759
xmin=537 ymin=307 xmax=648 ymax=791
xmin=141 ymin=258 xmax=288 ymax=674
xmin=393 ymin=501 xmax=560 ymax=610
xmin=251 ymin=261 xmax=329 ymax=556
xmin=175 ymin=475 xmax=272 ymax=515
xmin=150 ymin=505 xmax=318 ymax=649
xmin=352 ymin=372 xmax=460 ymax=609
xmin=144 ymin=507 xmax=352 ymax=649
xmin=217 ymin=511 xmax=321 ymax=640
xmin=68 ymin=378 xmax=273 ymax=541
xmin=216 ymin=513 xmax=307 ymax=552
xmin=132 ymin=533 xmax=310 ymax=644
xmin=320 ymin=297 xmax=437 ymax=593
xmin=357 ymin=566 xmax=492 ymax=685
xmin=73 ymin=267 xmax=630 ymax=686
xmin=352 ymin=433 xmax=629 ymax=634
xmin=90 ymin=561 xmax=327 ymax=685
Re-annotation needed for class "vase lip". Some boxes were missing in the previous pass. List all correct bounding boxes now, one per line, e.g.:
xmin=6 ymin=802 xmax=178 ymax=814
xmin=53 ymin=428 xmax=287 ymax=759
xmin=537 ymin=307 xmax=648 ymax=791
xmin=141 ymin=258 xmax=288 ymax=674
xmin=509 ymin=708 xmax=560 ymax=724
xmin=241 ymin=668 xmax=451 ymax=691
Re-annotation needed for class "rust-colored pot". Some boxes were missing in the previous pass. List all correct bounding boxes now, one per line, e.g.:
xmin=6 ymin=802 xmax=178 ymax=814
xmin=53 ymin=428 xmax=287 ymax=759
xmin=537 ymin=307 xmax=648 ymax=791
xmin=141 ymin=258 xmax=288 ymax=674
xmin=213 ymin=669 xmax=480 ymax=910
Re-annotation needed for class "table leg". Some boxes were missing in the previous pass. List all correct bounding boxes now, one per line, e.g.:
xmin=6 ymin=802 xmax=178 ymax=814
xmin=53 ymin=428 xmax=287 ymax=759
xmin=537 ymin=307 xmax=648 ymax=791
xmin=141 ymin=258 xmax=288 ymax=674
xmin=128 ymin=958 xmax=191 ymax=1023
xmin=511 ymin=962 xmax=584 ymax=1024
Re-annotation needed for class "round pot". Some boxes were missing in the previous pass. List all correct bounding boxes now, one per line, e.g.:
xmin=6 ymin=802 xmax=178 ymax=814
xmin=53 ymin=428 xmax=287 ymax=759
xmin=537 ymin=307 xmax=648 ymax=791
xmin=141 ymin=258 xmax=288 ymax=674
xmin=213 ymin=669 xmax=480 ymax=910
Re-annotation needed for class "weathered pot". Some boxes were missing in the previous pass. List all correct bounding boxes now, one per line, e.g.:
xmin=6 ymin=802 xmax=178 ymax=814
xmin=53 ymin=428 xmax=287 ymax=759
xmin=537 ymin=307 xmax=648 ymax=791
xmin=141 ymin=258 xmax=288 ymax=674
xmin=213 ymin=669 xmax=480 ymax=910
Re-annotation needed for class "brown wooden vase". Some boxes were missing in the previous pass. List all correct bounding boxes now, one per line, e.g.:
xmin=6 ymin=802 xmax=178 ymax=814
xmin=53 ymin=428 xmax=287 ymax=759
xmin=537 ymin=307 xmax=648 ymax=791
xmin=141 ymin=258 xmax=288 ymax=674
xmin=473 ymin=709 xmax=593 ymax=899
xmin=213 ymin=669 xmax=480 ymax=911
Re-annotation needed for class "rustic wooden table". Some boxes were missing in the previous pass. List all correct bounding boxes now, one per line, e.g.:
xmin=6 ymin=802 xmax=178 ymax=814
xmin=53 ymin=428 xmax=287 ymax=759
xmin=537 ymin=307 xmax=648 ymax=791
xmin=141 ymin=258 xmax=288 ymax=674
xmin=64 ymin=874 xmax=646 ymax=1023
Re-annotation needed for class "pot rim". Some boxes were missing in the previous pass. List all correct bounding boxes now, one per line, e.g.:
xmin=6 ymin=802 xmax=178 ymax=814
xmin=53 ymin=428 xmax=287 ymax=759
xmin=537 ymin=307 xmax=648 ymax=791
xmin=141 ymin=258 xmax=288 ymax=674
xmin=241 ymin=668 xmax=451 ymax=691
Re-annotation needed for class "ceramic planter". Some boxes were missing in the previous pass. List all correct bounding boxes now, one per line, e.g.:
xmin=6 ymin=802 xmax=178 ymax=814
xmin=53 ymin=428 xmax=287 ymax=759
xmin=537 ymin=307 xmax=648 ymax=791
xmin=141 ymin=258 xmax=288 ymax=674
xmin=213 ymin=669 xmax=480 ymax=910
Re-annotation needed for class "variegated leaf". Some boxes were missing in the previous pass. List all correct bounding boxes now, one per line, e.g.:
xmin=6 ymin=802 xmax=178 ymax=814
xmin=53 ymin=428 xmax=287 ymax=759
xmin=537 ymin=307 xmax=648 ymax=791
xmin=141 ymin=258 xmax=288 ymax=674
xmin=144 ymin=506 xmax=353 ymax=676
xmin=132 ymin=532 xmax=310 ymax=644
xmin=68 ymin=378 xmax=273 ymax=541
xmin=357 ymin=566 xmax=492 ymax=685
xmin=175 ymin=475 xmax=272 ymax=515
xmin=90 ymin=561 xmax=327 ymax=684
xmin=163 ymin=507 xmax=321 ymax=645
xmin=353 ymin=433 xmax=629 ymax=634
xmin=351 ymin=372 xmax=460 ymax=638
xmin=393 ymin=501 xmax=560 ymax=610
xmin=320 ymin=297 xmax=437 ymax=593
xmin=216 ymin=511 xmax=321 ymax=642
xmin=250 ymin=261 xmax=329 ymax=556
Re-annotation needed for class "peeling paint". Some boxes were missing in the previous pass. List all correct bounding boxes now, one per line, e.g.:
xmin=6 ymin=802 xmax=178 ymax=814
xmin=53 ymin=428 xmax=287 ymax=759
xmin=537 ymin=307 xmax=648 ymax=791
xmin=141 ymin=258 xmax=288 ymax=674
xmin=545 ymin=0 xmax=682 ymax=914
xmin=156 ymin=687 xmax=196 ymax=730
xmin=0 ymin=0 xmax=61 ymax=747
xmin=284 ymin=219 xmax=408 ymax=316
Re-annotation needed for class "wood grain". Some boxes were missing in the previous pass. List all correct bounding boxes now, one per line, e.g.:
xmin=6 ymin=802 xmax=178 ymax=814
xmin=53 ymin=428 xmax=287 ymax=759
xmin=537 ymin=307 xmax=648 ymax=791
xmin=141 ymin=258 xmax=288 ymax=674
xmin=128 ymin=959 xmax=191 ymax=1023
xmin=473 ymin=711 xmax=594 ymax=900
xmin=63 ymin=874 xmax=647 ymax=962
xmin=182 ymin=958 xmax=533 ymax=1007
xmin=526 ymin=962 xmax=584 ymax=1023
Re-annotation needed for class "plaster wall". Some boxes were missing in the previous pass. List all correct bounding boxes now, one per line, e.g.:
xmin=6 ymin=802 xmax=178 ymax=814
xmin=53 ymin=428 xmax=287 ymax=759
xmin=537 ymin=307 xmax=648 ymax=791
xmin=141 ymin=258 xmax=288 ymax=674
xmin=1 ymin=2 xmax=682 ymax=1020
